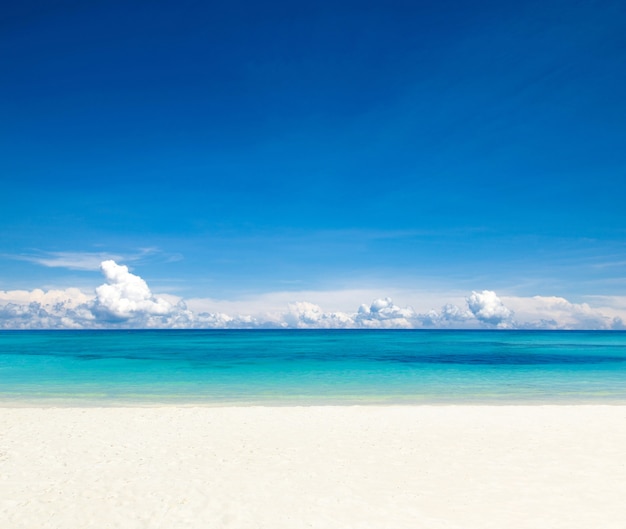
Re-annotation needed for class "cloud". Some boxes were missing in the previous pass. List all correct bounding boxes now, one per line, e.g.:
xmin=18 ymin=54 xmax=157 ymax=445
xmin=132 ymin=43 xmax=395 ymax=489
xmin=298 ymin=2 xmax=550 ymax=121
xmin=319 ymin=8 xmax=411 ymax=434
xmin=0 ymin=287 xmax=95 ymax=329
xmin=502 ymin=295 xmax=624 ymax=330
xmin=355 ymin=297 xmax=418 ymax=328
xmin=1 ymin=260 xmax=625 ymax=329
xmin=580 ymin=295 xmax=626 ymax=311
xmin=184 ymin=288 xmax=434 ymax=316
xmin=0 ymin=287 xmax=91 ymax=307
xmin=0 ymin=289 xmax=95 ymax=329
xmin=0 ymin=261 xmax=183 ymax=328
xmin=282 ymin=301 xmax=354 ymax=328
xmin=92 ymin=260 xmax=174 ymax=322
xmin=5 ymin=248 xmax=159 ymax=271
xmin=194 ymin=311 xmax=259 ymax=328
xmin=418 ymin=303 xmax=473 ymax=327
xmin=7 ymin=251 xmax=126 ymax=271
xmin=467 ymin=290 xmax=514 ymax=327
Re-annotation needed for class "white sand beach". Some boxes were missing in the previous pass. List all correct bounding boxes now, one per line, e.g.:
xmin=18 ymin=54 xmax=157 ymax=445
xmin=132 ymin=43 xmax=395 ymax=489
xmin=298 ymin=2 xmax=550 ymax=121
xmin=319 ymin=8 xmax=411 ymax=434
xmin=1 ymin=405 xmax=626 ymax=529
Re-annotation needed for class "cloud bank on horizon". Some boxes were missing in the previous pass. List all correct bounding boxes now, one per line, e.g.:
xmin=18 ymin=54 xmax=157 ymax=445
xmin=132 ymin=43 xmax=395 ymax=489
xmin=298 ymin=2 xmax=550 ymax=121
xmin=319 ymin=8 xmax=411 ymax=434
xmin=0 ymin=261 xmax=624 ymax=330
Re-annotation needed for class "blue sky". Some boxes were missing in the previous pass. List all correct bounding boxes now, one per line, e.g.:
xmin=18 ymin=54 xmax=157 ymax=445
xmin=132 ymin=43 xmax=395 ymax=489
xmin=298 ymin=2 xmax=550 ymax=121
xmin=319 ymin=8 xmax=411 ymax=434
xmin=1 ymin=0 xmax=625 ymax=328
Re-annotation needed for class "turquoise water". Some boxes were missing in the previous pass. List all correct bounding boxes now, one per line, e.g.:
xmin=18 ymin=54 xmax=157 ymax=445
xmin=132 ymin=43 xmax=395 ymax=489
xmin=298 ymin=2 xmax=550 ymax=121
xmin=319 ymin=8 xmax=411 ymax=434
xmin=1 ymin=330 xmax=626 ymax=405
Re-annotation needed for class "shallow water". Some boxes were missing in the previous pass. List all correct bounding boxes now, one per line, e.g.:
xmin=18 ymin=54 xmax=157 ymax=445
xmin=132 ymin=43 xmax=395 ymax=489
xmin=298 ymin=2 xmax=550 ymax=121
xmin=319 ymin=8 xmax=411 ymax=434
xmin=1 ymin=330 xmax=626 ymax=404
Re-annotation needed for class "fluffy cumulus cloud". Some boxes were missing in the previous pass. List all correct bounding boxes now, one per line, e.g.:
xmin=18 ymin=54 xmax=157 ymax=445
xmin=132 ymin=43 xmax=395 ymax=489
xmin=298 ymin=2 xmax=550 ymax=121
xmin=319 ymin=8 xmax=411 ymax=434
xmin=0 ymin=261 xmax=192 ymax=329
xmin=418 ymin=303 xmax=473 ymax=327
xmin=355 ymin=297 xmax=417 ymax=328
xmin=1 ymin=260 xmax=625 ymax=329
xmin=93 ymin=260 xmax=173 ymax=322
xmin=466 ymin=290 xmax=514 ymax=327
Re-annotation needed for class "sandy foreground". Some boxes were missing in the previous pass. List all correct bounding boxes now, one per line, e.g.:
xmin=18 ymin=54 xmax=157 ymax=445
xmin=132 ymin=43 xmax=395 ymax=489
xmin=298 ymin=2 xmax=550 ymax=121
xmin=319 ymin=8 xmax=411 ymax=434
xmin=1 ymin=406 xmax=626 ymax=529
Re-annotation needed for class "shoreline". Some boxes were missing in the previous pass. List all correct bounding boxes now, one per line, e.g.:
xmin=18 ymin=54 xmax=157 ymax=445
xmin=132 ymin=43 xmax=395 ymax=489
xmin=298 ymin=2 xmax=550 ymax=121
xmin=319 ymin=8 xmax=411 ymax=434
xmin=3 ymin=396 xmax=626 ymax=407
xmin=2 ymin=405 xmax=626 ymax=528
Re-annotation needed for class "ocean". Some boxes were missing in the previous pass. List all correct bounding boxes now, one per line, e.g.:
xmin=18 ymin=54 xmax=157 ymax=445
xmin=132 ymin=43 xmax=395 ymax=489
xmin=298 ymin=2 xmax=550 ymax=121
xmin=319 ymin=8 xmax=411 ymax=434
xmin=1 ymin=329 xmax=626 ymax=405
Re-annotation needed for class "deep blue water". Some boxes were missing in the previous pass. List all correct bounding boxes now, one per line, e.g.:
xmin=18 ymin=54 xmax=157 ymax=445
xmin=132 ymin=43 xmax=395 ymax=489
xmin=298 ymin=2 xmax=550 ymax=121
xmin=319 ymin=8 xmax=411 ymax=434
xmin=1 ymin=330 xmax=626 ymax=404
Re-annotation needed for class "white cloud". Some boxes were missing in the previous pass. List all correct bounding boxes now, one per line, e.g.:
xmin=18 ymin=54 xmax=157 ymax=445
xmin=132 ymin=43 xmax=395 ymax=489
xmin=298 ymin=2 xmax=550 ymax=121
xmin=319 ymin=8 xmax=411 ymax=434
xmin=582 ymin=295 xmax=626 ymax=311
xmin=194 ymin=311 xmax=260 ymax=328
xmin=184 ymin=288 xmax=443 ymax=316
xmin=467 ymin=290 xmax=514 ymax=327
xmin=502 ymin=295 xmax=624 ymax=330
xmin=5 ymin=248 xmax=159 ymax=271
xmin=282 ymin=301 xmax=354 ymax=328
xmin=0 ymin=297 xmax=95 ymax=330
xmin=92 ymin=260 xmax=174 ymax=322
xmin=418 ymin=303 xmax=474 ymax=327
xmin=355 ymin=297 xmax=418 ymax=328
xmin=0 ymin=261 xmax=184 ymax=329
xmin=7 ymin=251 xmax=125 ymax=271
xmin=0 ymin=287 xmax=91 ymax=307
xmin=0 ymin=287 xmax=95 ymax=329
xmin=1 ymin=260 xmax=625 ymax=330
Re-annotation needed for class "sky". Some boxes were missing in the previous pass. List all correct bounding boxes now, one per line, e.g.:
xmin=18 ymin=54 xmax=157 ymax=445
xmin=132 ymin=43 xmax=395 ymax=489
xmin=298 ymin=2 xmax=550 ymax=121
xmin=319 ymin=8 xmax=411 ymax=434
xmin=1 ymin=0 xmax=625 ymax=329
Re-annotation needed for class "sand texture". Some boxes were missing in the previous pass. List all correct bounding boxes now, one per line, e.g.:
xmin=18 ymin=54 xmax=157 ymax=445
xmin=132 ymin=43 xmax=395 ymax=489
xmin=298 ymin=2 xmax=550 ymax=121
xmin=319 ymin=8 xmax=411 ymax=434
xmin=1 ymin=405 xmax=626 ymax=528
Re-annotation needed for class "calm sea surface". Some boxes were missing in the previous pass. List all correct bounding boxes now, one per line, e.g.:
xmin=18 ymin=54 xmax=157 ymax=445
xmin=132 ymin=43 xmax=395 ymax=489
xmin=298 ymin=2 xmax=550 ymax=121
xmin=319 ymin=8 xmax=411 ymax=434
xmin=1 ymin=330 xmax=626 ymax=405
